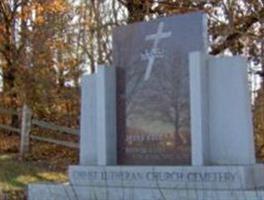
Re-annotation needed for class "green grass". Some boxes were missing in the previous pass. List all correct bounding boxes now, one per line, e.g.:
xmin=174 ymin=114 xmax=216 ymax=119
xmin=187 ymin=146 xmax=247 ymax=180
xmin=0 ymin=154 xmax=67 ymax=192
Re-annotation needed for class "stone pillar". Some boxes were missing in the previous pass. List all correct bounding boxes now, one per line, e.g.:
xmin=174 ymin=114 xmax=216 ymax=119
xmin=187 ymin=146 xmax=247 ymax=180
xmin=96 ymin=66 xmax=117 ymax=165
xmin=189 ymin=52 xmax=210 ymax=166
xmin=189 ymin=52 xmax=256 ymax=166
xmin=80 ymin=75 xmax=97 ymax=165
xmin=208 ymin=56 xmax=256 ymax=165
xmin=80 ymin=65 xmax=117 ymax=166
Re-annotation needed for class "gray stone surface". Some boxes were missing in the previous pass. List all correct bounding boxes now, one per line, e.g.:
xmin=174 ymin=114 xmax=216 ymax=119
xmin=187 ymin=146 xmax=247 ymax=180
xmin=28 ymin=184 xmax=264 ymax=200
xmin=80 ymin=66 xmax=117 ymax=166
xmin=28 ymin=184 xmax=76 ymax=200
xmin=189 ymin=52 xmax=256 ymax=165
xmin=207 ymin=56 xmax=256 ymax=165
xmin=80 ymin=75 xmax=97 ymax=165
xmin=68 ymin=165 xmax=264 ymax=190
xmin=96 ymin=66 xmax=117 ymax=165
xmin=113 ymin=12 xmax=207 ymax=165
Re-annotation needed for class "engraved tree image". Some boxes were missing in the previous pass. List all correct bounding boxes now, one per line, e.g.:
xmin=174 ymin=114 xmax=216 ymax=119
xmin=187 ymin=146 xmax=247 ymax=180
xmin=115 ymin=23 xmax=191 ymax=164
xmin=126 ymin=48 xmax=191 ymax=164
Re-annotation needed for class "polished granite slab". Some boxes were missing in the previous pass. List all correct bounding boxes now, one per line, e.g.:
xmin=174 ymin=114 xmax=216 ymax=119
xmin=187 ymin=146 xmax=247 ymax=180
xmin=113 ymin=12 xmax=207 ymax=165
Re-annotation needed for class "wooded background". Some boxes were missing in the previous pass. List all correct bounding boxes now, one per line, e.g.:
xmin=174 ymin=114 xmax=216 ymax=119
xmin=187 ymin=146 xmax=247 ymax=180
xmin=0 ymin=0 xmax=263 ymax=158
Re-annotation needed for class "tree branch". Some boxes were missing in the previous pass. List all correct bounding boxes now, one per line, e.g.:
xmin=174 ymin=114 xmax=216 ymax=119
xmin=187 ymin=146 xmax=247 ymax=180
xmin=210 ymin=7 xmax=264 ymax=55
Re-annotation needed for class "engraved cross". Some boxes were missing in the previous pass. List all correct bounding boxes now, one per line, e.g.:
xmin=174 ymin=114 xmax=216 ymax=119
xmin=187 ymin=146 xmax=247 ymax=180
xmin=143 ymin=22 xmax=172 ymax=81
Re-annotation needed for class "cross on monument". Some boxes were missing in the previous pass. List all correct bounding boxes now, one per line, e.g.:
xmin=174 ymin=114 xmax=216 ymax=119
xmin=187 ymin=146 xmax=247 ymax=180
xmin=143 ymin=22 xmax=172 ymax=81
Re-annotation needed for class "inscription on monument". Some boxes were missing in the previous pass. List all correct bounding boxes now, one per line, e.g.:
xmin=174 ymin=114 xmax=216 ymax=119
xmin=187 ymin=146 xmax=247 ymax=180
xmin=72 ymin=170 xmax=235 ymax=183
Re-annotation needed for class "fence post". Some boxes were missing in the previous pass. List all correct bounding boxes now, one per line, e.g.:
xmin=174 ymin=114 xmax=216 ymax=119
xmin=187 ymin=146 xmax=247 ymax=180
xmin=20 ymin=104 xmax=32 ymax=157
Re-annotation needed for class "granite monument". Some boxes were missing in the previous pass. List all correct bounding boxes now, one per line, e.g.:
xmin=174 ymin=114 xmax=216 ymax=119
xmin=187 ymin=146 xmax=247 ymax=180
xmin=28 ymin=12 xmax=264 ymax=200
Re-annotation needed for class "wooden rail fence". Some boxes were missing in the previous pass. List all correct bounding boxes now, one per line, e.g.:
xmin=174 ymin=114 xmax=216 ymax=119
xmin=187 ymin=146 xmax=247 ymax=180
xmin=0 ymin=105 xmax=79 ymax=156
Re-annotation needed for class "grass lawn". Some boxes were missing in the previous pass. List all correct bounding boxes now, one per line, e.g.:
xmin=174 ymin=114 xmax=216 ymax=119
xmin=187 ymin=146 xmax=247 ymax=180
xmin=0 ymin=132 xmax=78 ymax=199
xmin=0 ymin=153 xmax=68 ymax=199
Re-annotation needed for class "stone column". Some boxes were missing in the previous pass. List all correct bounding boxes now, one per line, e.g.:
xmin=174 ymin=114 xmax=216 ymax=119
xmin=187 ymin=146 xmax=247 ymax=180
xmin=96 ymin=66 xmax=117 ymax=165
xmin=80 ymin=65 xmax=117 ymax=166
xmin=189 ymin=52 xmax=210 ymax=166
xmin=80 ymin=74 xmax=97 ymax=165
xmin=189 ymin=52 xmax=256 ymax=166
xmin=208 ymin=56 xmax=256 ymax=165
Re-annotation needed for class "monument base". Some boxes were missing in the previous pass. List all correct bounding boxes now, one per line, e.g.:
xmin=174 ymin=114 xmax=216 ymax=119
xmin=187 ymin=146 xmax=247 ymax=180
xmin=28 ymin=165 xmax=264 ymax=200
xmin=28 ymin=184 xmax=264 ymax=200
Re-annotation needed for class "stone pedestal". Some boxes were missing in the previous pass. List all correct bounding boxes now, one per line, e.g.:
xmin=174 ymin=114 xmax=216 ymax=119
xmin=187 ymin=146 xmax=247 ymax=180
xmin=28 ymin=184 xmax=264 ymax=200
xmin=68 ymin=165 xmax=264 ymax=190
xmin=29 ymin=165 xmax=264 ymax=200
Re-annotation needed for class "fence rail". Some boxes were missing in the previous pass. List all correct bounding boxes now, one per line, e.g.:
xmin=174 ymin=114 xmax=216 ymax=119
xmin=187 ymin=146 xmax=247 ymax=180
xmin=0 ymin=124 xmax=20 ymax=133
xmin=32 ymin=119 xmax=79 ymax=135
xmin=0 ymin=105 xmax=80 ymax=156
xmin=0 ymin=108 xmax=20 ymax=116
xmin=30 ymin=135 xmax=79 ymax=149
